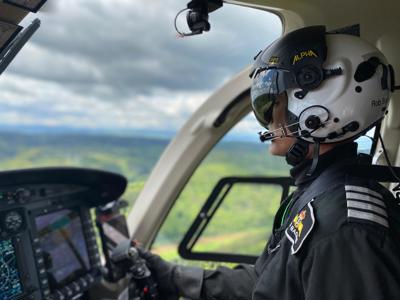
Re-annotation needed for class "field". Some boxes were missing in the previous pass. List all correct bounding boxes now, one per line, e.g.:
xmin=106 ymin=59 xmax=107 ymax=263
xmin=152 ymin=139 xmax=290 ymax=262
xmin=0 ymin=132 xmax=168 ymax=203
xmin=0 ymin=131 xmax=290 ymax=264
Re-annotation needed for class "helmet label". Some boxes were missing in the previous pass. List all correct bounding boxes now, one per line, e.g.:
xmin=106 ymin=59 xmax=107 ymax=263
xmin=292 ymin=50 xmax=318 ymax=65
xmin=371 ymin=97 xmax=389 ymax=108
xmin=268 ymin=56 xmax=280 ymax=65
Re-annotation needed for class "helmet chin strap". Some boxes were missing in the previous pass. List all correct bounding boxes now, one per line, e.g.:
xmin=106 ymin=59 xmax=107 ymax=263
xmin=306 ymin=141 xmax=320 ymax=176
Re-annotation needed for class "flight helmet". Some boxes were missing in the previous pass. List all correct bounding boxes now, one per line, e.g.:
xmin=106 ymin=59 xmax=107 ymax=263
xmin=250 ymin=26 xmax=395 ymax=147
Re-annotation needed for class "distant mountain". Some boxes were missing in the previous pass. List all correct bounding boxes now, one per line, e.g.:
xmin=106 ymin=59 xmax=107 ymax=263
xmin=0 ymin=130 xmax=277 ymax=193
xmin=0 ymin=131 xmax=170 ymax=149
xmin=0 ymin=124 xmax=177 ymax=140
xmin=0 ymin=124 xmax=262 ymax=143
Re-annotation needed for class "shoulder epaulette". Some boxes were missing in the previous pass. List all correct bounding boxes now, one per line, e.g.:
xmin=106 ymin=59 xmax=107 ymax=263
xmin=345 ymin=184 xmax=389 ymax=228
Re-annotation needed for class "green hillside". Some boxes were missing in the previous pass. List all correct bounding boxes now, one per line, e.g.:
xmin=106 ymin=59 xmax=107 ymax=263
xmin=0 ymin=132 xmax=168 ymax=203
xmin=0 ymin=131 xmax=290 ymax=263
xmin=152 ymin=139 xmax=290 ymax=261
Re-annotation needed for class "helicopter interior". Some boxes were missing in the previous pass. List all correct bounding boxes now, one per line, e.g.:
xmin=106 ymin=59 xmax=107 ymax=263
xmin=0 ymin=0 xmax=399 ymax=300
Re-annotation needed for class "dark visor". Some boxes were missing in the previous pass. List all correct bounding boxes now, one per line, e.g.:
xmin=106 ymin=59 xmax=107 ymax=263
xmin=251 ymin=68 xmax=296 ymax=128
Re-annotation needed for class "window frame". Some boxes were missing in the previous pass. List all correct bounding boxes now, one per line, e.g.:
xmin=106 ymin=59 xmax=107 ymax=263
xmin=178 ymin=176 xmax=294 ymax=264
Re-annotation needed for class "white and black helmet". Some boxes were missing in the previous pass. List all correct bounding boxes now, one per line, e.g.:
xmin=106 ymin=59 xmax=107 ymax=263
xmin=250 ymin=25 xmax=396 ymax=144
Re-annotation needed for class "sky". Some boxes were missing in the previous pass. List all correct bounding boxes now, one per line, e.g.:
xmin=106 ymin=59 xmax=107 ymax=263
xmin=0 ymin=0 xmax=281 ymax=136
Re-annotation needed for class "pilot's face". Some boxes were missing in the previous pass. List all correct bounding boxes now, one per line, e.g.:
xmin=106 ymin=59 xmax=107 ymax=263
xmin=268 ymin=93 xmax=297 ymax=156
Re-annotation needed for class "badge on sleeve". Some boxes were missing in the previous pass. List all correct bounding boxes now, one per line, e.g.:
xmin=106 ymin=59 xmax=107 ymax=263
xmin=285 ymin=201 xmax=315 ymax=254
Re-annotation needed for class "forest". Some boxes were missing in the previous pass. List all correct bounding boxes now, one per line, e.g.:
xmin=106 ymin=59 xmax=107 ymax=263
xmin=0 ymin=131 xmax=370 ymax=263
xmin=0 ymin=131 xmax=291 ymax=263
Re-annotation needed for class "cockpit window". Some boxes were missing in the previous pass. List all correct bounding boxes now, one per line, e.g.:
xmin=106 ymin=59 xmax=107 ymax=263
xmin=356 ymin=127 xmax=375 ymax=155
xmin=152 ymin=111 xmax=289 ymax=263
xmin=0 ymin=2 xmax=282 ymax=211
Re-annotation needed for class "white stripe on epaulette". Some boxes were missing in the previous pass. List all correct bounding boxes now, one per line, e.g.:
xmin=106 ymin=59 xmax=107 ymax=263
xmin=348 ymin=209 xmax=389 ymax=228
xmin=345 ymin=192 xmax=386 ymax=208
xmin=347 ymin=200 xmax=388 ymax=217
xmin=345 ymin=185 xmax=383 ymax=199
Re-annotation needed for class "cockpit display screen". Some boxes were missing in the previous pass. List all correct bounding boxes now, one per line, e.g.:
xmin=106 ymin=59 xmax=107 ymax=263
xmin=0 ymin=239 xmax=23 ymax=300
xmin=35 ymin=209 xmax=90 ymax=291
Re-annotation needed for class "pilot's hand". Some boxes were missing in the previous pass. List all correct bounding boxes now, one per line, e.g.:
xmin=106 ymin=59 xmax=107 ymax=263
xmin=138 ymin=249 xmax=179 ymax=299
xmin=138 ymin=249 xmax=204 ymax=300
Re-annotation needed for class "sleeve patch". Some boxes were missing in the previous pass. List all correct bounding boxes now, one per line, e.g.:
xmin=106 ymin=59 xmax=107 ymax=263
xmin=345 ymin=185 xmax=389 ymax=228
xmin=285 ymin=201 xmax=315 ymax=254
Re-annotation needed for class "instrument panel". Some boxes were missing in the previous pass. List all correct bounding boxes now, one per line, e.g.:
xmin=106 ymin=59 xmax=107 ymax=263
xmin=0 ymin=167 xmax=127 ymax=300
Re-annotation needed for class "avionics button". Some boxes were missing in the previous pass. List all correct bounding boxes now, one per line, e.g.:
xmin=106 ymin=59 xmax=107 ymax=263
xmin=72 ymin=282 xmax=80 ymax=292
xmin=41 ymin=278 xmax=49 ymax=287
xmin=55 ymin=291 xmax=66 ymax=300
xmin=42 ymin=289 xmax=50 ymax=297
xmin=85 ymin=274 xmax=94 ymax=283
xmin=5 ymin=192 xmax=15 ymax=203
xmin=79 ymin=278 xmax=88 ymax=288
xmin=61 ymin=287 xmax=73 ymax=297
xmin=38 ymin=268 xmax=46 ymax=276
xmin=14 ymin=188 xmax=31 ymax=203
xmin=37 ymin=258 xmax=44 ymax=269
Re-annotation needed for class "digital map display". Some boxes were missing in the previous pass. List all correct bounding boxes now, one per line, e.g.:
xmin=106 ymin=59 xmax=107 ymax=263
xmin=0 ymin=239 xmax=23 ymax=300
xmin=35 ymin=209 xmax=90 ymax=291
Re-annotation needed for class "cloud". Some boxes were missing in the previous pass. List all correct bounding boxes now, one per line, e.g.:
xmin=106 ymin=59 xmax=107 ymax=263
xmin=0 ymin=0 xmax=281 ymax=132
xmin=0 ymin=73 xmax=209 ymax=130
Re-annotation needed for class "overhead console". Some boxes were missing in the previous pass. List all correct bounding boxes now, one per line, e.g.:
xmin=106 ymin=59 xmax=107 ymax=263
xmin=0 ymin=167 xmax=127 ymax=300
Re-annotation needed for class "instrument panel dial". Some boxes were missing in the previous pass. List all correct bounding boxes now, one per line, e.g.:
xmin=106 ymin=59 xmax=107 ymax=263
xmin=4 ymin=210 xmax=24 ymax=233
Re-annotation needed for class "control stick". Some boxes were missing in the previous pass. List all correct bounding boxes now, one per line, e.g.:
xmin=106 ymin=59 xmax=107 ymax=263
xmin=111 ymin=240 xmax=159 ymax=300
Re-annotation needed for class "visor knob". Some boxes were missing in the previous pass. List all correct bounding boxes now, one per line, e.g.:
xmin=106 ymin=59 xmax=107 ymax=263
xmin=296 ymin=65 xmax=322 ymax=90
xmin=305 ymin=115 xmax=322 ymax=130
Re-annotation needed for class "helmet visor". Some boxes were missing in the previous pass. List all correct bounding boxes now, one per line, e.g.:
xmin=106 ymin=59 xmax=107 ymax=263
xmin=251 ymin=68 xmax=296 ymax=128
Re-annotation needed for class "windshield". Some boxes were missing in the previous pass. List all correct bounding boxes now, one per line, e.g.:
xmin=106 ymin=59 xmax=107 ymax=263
xmin=0 ymin=1 xmax=282 ymax=207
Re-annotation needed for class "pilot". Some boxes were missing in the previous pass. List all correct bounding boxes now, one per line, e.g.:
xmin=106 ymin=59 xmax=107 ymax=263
xmin=139 ymin=26 xmax=400 ymax=300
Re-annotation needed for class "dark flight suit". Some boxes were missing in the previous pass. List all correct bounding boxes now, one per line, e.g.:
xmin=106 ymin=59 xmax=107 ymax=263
xmin=176 ymin=143 xmax=400 ymax=300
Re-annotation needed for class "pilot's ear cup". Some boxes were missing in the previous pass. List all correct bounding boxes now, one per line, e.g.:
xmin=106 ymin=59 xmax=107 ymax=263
xmin=296 ymin=65 xmax=323 ymax=90
xmin=354 ymin=57 xmax=380 ymax=82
